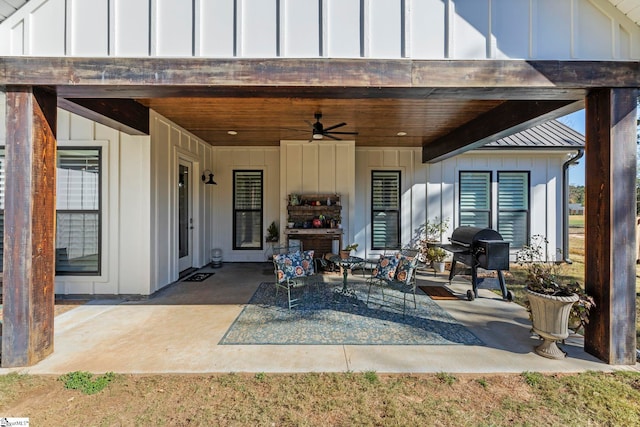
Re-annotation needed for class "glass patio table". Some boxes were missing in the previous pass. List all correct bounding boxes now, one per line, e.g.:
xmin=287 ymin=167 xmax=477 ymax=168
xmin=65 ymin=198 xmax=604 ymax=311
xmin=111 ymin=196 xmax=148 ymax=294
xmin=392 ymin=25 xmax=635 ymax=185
xmin=329 ymin=255 xmax=364 ymax=298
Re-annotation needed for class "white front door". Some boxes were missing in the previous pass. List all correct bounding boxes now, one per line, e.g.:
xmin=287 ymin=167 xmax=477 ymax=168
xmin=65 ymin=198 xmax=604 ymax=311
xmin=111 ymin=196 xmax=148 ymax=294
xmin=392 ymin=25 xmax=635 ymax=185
xmin=178 ymin=159 xmax=193 ymax=272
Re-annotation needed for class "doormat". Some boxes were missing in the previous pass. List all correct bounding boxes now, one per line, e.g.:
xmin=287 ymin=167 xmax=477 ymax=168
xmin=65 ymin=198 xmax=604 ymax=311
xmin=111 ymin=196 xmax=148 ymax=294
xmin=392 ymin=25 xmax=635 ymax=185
xmin=183 ymin=272 xmax=214 ymax=282
xmin=419 ymin=286 xmax=459 ymax=300
xmin=219 ymin=282 xmax=483 ymax=346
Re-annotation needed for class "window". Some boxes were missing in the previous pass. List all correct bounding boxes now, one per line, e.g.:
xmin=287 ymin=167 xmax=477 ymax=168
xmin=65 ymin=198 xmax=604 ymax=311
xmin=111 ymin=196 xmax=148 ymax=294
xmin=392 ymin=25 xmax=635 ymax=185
xmin=233 ymin=170 xmax=263 ymax=250
xmin=371 ymin=170 xmax=400 ymax=249
xmin=459 ymin=171 xmax=491 ymax=228
xmin=458 ymin=170 xmax=530 ymax=249
xmin=56 ymin=148 xmax=102 ymax=274
xmin=498 ymin=171 xmax=529 ymax=249
xmin=0 ymin=147 xmax=102 ymax=275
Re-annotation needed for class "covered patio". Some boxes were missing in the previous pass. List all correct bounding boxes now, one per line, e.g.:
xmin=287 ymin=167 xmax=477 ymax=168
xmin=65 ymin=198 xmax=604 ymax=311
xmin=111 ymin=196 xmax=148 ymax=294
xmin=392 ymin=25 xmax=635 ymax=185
xmin=0 ymin=263 xmax=626 ymax=375
xmin=0 ymin=57 xmax=638 ymax=368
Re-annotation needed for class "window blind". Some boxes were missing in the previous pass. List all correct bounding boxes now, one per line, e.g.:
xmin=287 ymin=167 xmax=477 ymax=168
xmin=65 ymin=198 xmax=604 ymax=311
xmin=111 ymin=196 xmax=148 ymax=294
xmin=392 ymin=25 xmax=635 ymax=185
xmin=234 ymin=170 xmax=263 ymax=249
xmin=498 ymin=172 xmax=529 ymax=248
xmin=459 ymin=172 xmax=491 ymax=228
xmin=371 ymin=171 xmax=400 ymax=249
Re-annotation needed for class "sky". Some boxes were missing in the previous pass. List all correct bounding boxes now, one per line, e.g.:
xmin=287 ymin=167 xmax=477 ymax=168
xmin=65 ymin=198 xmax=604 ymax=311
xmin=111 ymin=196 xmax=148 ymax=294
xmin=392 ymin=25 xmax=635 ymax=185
xmin=556 ymin=110 xmax=586 ymax=186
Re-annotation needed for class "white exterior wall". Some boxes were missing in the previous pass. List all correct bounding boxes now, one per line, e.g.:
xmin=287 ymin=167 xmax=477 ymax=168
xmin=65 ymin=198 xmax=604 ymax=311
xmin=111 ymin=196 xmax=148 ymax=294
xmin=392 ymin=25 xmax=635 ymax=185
xmin=210 ymin=145 xmax=280 ymax=263
xmin=280 ymin=140 xmax=355 ymax=253
xmin=431 ymin=151 xmax=569 ymax=261
xmin=352 ymin=148 xmax=569 ymax=262
xmin=354 ymin=148 xmax=425 ymax=260
xmin=55 ymin=111 xmax=151 ymax=296
xmin=149 ymin=110 xmax=215 ymax=292
xmin=1 ymin=0 xmax=639 ymax=59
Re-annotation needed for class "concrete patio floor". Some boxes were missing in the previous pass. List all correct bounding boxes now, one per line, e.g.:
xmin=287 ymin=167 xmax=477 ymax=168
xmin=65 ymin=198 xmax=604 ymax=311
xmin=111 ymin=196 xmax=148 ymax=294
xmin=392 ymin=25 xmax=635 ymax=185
xmin=1 ymin=262 xmax=638 ymax=375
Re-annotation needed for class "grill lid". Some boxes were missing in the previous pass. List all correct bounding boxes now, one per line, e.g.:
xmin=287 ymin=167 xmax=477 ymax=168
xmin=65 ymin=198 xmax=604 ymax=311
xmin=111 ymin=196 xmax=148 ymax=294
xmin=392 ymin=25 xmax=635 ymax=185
xmin=450 ymin=226 xmax=503 ymax=247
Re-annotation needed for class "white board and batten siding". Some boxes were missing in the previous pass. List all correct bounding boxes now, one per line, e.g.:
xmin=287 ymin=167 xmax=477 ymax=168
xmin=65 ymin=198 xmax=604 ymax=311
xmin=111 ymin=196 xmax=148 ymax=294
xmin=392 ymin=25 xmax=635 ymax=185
xmin=149 ymin=110 xmax=218 ymax=292
xmin=208 ymin=146 xmax=280 ymax=263
xmin=431 ymin=151 xmax=568 ymax=261
xmin=0 ymin=97 xmax=153 ymax=296
xmin=1 ymin=0 xmax=639 ymax=59
xmin=280 ymin=140 xmax=355 ymax=253
xmin=354 ymin=148 xmax=426 ymax=260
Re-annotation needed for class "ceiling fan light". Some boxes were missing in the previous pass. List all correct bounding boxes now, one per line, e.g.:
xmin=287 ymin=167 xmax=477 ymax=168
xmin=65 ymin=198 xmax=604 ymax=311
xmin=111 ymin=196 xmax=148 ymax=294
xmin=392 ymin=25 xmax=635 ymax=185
xmin=313 ymin=133 xmax=323 ymax=140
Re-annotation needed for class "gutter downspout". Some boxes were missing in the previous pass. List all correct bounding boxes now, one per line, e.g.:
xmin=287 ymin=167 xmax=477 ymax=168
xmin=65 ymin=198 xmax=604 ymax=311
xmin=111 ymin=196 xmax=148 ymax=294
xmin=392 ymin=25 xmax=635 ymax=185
xmin=562 ymin=148 xmax=584 ymax=264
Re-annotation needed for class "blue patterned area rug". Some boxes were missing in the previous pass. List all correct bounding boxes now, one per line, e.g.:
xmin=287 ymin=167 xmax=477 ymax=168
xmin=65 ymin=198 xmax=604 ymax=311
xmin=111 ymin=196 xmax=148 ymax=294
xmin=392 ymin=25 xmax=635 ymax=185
xmin=219 ymin=282 xmax=483 ymax=346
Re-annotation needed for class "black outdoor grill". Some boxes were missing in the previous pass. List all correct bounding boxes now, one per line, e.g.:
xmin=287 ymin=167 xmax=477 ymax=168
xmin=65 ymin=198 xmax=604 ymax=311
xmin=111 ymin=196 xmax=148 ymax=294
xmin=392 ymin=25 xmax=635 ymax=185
xmin=439 ymin=226 xmax=512 ymax=301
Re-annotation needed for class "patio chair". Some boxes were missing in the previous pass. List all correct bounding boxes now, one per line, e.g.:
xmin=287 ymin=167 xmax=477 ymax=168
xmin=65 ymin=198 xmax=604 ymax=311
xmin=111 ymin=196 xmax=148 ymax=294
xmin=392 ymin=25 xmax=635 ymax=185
xmin=272 ymin=249 xmax=318 ymax=309
xmin=365 ymin=251 xmax=419 ymax=315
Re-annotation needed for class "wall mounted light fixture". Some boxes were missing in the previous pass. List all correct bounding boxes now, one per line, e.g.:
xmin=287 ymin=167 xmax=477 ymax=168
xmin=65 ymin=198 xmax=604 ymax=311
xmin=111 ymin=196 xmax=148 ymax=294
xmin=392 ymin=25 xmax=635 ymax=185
xmin=201 ymin=170 xmax=217 ymax=185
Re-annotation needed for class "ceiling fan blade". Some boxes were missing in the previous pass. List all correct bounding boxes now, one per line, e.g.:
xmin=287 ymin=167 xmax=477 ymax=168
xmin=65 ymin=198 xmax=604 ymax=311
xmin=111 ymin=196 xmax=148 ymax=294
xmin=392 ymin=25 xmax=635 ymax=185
xmin=323 ymin=133 xmax=341 ymax=141
xmin=323 ymin=122 xmax=347 ymax=132
xmin=325 ymin=131 xmax=358 ymax=135
xmin=283 ymin=128 xmax=309 ymax=132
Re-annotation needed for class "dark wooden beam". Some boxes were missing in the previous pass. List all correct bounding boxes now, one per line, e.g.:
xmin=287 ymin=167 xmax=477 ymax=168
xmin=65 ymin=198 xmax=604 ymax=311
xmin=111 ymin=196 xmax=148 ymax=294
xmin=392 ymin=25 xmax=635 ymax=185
xmin=52 ymin=86 xmax=586 ymax=100
xmin=1 ymin=87 xmax=57 ymax=368
xmin=0 ymin=58 xmax=638 ymax=93
xmin=584 ymin=88 xmax=638 ymax=365
xmin=422 ymin=100 xmax=583 ymax=163
xmin=57 ymin=98 xmax=149 ymax=135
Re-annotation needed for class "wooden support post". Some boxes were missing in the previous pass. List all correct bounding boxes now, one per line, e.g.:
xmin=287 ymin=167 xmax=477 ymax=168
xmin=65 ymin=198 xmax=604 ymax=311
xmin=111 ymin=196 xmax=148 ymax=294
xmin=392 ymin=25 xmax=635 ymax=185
xmin=584 ymin=88 xmax=638 ymax=365
xmin=1 ymin=87 xmax=57 ymax=367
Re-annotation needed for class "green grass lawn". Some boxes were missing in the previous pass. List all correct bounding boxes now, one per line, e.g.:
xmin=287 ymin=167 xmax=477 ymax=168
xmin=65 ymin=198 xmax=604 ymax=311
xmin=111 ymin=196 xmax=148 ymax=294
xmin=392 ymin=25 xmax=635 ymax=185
xmin=568 ymin=214 xmax=585 ymax=228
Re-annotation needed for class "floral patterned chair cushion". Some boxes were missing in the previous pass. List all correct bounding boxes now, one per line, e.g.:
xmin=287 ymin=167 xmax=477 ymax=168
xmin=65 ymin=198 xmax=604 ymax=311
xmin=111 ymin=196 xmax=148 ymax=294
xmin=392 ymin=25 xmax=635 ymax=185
xmin=300 ymin=250 xmax=315 ymax=275
xmin=395 ymin=254 xmax=417 ymax=285
xmin=273 ymin=251 xmax=306 ymax=283
xmin=372 ymin=253 xmax=401 ymax=281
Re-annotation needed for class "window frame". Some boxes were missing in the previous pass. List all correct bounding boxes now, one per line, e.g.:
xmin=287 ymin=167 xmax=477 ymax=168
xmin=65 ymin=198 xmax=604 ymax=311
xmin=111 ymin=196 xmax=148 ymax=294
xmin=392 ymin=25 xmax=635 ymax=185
xmin=232 ymin=169 xmax=264 ymax=251
xmin=370 ymin=170 xmax=401 ymax=250
xmin=458 ymin=170 xmax=492 ymax=229
xmin=55 ymin=146 xmax=103 ymax=276
xmin=0 ymin=146 xmax=103 ymax=276
xmin=497 ymin=170 xmax=530 ymax=249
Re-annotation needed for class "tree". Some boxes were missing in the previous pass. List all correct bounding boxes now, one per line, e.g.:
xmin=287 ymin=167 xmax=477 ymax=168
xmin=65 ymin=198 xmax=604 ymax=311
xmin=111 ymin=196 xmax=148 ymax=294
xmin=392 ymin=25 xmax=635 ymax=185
xmin=569 ymin=185 xmax=585 ymax=205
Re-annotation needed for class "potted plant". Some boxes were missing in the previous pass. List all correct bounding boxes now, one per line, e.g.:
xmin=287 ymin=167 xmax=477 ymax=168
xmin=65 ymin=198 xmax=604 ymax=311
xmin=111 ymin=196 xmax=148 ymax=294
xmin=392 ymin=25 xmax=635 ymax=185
xmin=412 ymin=217 xmax=450 ymax=268
xmin=425 ymin=246 xmax=447 ymax=272
xmin=424 ymin=216 xmax=450 ymax=243
xmin=516 ymin=235 xmax=595 ymax=359
xmin=340 ymin=243 xmax=358 ymax=259
xmin=334 ymin=212 xmax=342 ymax=229
xmin=265 ymin=221 xmax=279 ymax=243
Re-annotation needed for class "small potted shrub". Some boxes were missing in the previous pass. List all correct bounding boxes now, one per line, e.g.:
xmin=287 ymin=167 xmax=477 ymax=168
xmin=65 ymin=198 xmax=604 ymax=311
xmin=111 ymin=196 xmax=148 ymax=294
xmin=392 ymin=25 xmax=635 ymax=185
xmin=265 ymin=221 xmax=279 ymax=243
xmin=425 ymin=246 xmax=447 ymax=272
xmin=517 ymin=235 xmax=595 ymax=359
xmin=340 ymin=243 xmax=358 ymax=259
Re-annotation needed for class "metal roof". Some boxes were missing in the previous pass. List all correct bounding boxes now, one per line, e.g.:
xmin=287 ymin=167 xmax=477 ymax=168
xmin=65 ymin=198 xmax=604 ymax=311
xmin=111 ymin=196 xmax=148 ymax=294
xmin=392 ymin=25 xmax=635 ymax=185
xmin=609 ymin=0 xmax=640 ymax=26
xmin=482 ymin=119 xmax=584 ymax=150
xmin=0 ymin=0 xmax=28 ymax=23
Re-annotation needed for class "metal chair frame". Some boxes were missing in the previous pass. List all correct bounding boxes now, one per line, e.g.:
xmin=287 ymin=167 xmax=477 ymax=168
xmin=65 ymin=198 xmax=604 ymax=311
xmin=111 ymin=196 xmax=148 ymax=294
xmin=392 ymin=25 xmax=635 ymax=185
xmin=365 ymin=252 xmax=419 ymax=315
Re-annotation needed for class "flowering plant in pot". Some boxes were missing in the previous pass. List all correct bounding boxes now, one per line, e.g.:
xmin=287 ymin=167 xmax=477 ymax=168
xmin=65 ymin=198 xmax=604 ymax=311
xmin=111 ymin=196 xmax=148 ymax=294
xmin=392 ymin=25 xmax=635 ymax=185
xmin=517 ymin=235 xmax=595 ymax=359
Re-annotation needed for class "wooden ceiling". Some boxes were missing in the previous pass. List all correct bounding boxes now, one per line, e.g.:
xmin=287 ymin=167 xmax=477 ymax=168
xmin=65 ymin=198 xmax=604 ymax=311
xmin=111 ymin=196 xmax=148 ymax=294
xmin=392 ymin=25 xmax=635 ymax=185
xmin=137 ymin=97 xmax=506 ymax=147
xmin=3 ymin=56 xmax=614 ymax=159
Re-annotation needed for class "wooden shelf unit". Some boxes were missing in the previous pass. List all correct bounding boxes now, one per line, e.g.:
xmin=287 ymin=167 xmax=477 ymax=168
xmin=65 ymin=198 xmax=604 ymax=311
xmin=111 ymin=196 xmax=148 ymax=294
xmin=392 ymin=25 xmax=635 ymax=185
xmin=285 ymin=193 xmax=342 ymax=256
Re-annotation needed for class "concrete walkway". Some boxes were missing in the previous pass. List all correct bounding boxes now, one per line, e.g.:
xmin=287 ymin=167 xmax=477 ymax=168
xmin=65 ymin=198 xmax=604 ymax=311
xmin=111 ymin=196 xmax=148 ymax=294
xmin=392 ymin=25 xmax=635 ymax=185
xmin=2 ymin=262 xmax=638 ymax=375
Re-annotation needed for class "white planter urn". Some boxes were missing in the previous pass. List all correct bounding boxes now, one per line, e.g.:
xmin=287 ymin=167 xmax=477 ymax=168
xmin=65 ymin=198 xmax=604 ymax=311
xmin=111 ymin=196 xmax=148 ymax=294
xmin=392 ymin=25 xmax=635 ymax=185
xmin=526 ymin=289 xmax=579 ymax=359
